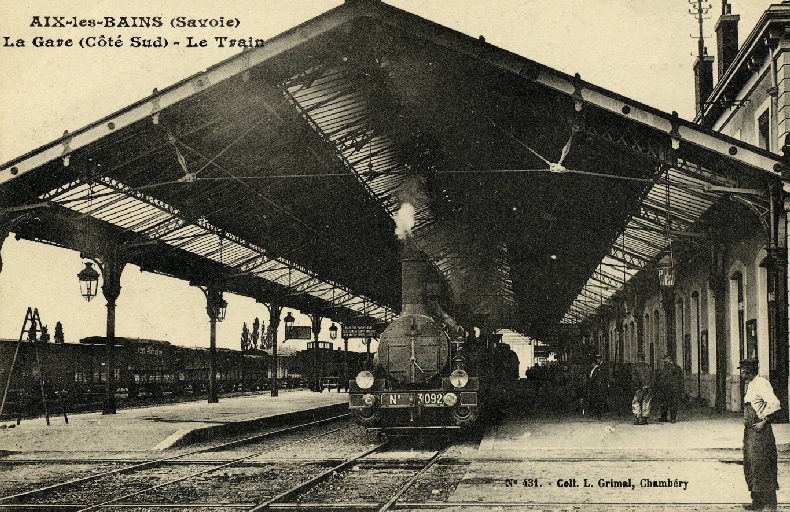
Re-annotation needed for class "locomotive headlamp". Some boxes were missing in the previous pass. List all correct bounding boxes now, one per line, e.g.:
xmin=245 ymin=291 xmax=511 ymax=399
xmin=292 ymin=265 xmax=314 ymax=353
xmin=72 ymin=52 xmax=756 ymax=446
xmin=443 ymin=392 xmax=458 ymax=407
xmin=362 ymin=393 xmax=376 ymax=406
xmin=450 ymin=369 xmax=469 ymax=388
xmin=355 ymin=370 xmax=375 ymax=389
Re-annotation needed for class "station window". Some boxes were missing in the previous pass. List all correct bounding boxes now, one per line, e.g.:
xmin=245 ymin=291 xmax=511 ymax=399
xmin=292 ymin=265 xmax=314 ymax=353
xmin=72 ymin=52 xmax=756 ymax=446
xmin=757 ymin=109 xmax=770 ymax=151
xmin=732 ymin=271 xmax=747 ymax=362
xmin=653 ymin=309 xmax=660 ymax=367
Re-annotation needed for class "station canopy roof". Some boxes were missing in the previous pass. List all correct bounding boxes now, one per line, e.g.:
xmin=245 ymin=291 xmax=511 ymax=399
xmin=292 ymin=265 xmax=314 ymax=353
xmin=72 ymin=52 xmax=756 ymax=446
xmin=0 ymin=0 xmax=784 ymax=339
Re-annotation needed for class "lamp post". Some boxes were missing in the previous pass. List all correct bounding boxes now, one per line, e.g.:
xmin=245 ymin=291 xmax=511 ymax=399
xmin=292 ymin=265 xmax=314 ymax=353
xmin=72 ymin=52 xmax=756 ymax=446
xmin=658 ymin=253 xmax=677 ymax=361
xmin=80 ymin=255 xmax=126 ymax=415
xmin=205 ymin=285 xmax=226 ymax=404
xmin=284 ymin=311 xmax=296 ymax=396
xmin=267 ymin=304 xmax=282 ymax=397
xmin=309 ymin=313 xmax=322 ymax=391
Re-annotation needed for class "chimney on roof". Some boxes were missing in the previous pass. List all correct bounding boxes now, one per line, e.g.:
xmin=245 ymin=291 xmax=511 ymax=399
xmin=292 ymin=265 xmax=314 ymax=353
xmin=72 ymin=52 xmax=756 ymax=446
xmin=694 ymin=47 xmax=715 ymax=115
xmin=715 ymin=1 xmax=740 ymax=79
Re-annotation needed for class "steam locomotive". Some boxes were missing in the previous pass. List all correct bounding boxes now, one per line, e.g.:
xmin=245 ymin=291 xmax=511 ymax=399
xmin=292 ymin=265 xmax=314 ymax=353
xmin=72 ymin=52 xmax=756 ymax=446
xmin=348 ymin=242 xmax=519 ymax=432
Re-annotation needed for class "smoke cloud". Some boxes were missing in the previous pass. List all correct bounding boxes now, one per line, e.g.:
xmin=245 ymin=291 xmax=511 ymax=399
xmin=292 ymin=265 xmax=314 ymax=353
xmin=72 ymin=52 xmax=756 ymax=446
xmin=394 ymin=202 xmax=416 ymax=240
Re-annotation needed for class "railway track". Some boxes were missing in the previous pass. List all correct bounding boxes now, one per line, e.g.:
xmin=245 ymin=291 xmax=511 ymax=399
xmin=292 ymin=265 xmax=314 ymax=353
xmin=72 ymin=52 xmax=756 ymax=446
xmin=0 ymin=424 xmax=481 ymax=511
xmin=0 ymin=412 xmax=368 ymax=510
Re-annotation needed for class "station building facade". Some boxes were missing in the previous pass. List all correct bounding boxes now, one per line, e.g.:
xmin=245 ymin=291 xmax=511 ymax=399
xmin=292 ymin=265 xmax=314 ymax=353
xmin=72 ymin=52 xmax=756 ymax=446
xmin=584 ymin=1 xmax=790 ymax=415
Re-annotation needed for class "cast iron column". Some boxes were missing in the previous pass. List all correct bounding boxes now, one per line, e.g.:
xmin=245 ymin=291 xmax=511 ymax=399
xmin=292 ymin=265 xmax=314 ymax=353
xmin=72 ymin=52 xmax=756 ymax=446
xmin=268 ymin=302 xmax=282 ymax=397
xmin=343 ymin=336 xmax=349 ymax=390
xmin=635 ymin=294 xmax=646 ymax=360
xmin=310 ymin=313 xmax=322 ymax=391
xmin=99 ymin=253 xmax=125 ymax=415
xmin=767 ymin=182 xmax=789 ymax=421
xmin=615 ymin=302 xmax=624 ymax=364
xmin=204 ymin=284 xmax=223 ymax=404
xmin=662 ymin=287 xmax=677 ymax=362
xmin=709 ymin=233 xmax=729 ymax=412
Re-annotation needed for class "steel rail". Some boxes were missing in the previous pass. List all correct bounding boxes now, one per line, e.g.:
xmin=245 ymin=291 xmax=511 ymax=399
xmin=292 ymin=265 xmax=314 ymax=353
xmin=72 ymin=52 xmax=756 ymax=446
xmin=255 ymin=445 xmax=454 ymax=512
xmin=247 ymin=443 xmax=388 ymax=512
xmin=0 ymin=413 xmax=350 ymax=506
xmin=76 ymin=423 xmax=356 ymax=511
xmin=377 ymin=449 xmax=446 ymax=512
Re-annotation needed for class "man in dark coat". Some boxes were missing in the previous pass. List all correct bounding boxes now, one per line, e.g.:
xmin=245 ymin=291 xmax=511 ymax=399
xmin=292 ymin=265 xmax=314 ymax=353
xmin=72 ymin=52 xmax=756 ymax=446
xmin=631 ymin=352 xmax=653 ymax=425
xmin=740 ymin=358 xmax=780 ymax=510
xmin=587 ymin=354 xmax=607 ymax=419
xmin=657 ymin=354 xmax=684 ymax=423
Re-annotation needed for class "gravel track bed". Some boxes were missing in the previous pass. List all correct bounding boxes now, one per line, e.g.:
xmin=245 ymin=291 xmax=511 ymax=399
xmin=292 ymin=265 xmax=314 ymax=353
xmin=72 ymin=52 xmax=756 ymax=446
xmin=296 ymin=465 xmax=417 ymax=504
xmin=0 ymin=462 xmax=130 ymax=496
xmin=23 ymin=464 xmax=208 ymax=504
xmin=248 ymin=424 xmax=372 ymax=460
xmin=131 ymin=461 xmax=333 ymax=505
xmin=401 ymin=461 xmax=470 ymax=502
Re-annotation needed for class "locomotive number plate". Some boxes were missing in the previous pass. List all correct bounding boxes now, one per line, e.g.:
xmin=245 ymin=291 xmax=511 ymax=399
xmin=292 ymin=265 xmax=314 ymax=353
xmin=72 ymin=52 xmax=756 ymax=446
xmin=380 ymin=392 xmax=445 ymax=407
xmin=417 ymin=392 xmax=444 ymax=405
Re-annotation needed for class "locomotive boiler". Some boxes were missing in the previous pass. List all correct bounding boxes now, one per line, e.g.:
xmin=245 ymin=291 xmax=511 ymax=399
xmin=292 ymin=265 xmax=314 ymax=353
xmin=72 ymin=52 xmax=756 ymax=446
xmin=348 ymin=242 xmax=479 ymax=431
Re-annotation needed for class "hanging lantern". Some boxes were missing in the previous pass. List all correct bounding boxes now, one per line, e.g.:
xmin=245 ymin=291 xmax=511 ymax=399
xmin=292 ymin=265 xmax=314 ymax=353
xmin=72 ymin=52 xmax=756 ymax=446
xmin=329 ymin=322 xmax=338 ymax=340
xmin=216 ymin=297 xmax=228 ymax=322
xmin=77 ymin=262 xmax=101 ymax=302
xmin=283 ymin=311 xmax=295 ymax=339
xmin=657 ymin=253 xmax=677 ymax=288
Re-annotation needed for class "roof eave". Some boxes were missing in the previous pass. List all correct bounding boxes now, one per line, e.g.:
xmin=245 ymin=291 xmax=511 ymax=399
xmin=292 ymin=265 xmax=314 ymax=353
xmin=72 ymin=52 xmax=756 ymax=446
xmin=697 ymin=5 xmax=790 ymax=126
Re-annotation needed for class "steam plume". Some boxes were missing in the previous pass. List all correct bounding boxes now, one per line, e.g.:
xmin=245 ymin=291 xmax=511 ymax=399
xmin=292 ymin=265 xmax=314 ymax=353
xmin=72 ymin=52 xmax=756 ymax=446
xmin=395 ymin=202 xmax=416 ymax=240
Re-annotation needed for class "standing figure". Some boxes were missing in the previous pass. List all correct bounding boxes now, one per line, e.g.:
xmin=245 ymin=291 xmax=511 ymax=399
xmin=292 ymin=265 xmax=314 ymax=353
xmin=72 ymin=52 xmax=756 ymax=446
xmin=631 ymin=352 xmax=653 ymax=425
xmin=587 ymin=354 xmax=607 ymax=419
xmin=740 ymin=358 xmax=780 ymax=511
xmin=657 ymin=354 xmax=684 ymax=423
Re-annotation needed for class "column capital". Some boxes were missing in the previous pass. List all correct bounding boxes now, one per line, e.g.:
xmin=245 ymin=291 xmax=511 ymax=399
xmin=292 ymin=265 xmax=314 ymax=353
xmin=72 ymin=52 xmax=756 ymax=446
xmin=96 ymin=253 xmax=126 ymax=305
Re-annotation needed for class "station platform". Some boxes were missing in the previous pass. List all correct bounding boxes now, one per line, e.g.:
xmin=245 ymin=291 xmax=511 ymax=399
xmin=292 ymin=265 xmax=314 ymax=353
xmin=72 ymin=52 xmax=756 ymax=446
xmin=449 ymin=407 xmax=790 ymax=509
xmin=479 ymin=407 xmax=790 ymax=460
xmin=0 ymin=390 xmax=349 ymax=456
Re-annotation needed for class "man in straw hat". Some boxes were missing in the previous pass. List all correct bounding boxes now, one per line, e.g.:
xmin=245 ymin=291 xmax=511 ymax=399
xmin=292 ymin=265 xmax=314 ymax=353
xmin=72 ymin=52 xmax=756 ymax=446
xmin=740 ymin=357 xmax=780 ymax=510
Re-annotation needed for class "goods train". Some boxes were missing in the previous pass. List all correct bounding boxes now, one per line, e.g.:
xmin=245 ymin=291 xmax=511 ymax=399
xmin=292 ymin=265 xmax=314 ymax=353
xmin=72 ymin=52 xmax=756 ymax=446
xmin=0 ymin=336 xmax=368 ymax=420
xmin=348 ymin=242 xmax=520 ymax=432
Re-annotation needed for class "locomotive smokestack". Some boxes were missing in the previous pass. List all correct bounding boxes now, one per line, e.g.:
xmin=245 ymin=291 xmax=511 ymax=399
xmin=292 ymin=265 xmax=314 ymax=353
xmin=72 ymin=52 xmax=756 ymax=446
xmin=400 ymin=238 xmax=430 ymax=316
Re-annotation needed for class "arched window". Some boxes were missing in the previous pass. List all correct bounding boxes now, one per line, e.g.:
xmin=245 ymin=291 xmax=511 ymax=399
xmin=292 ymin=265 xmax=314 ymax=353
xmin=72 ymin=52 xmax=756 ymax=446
xmin=678 ymin=297 xmax=691 ymax=372
xmin=643 ymin=313 xmax=650 ymax=358
xmin=732 ymin=271 xmax=747 ymax=362
xmin=653 ymin=308 xmax=661 ymax=367
xmin=692 ymin=291 xmax=704 ymax=373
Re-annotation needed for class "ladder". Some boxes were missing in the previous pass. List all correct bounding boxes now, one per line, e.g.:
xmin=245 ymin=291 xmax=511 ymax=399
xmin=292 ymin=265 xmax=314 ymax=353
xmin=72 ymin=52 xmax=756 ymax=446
xmin=0 ymin=308 xmax=67 ymax=425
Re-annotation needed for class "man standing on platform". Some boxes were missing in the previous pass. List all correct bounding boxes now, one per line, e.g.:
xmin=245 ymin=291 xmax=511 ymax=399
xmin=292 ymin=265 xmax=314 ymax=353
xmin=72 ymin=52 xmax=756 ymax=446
xmin=631 ymin=352 xmax=653 ymax=425
xmin=587 ymin=354 xmax=607 ymax=420
xmin=657 ymin=354 xmax=684 ymax=423
xmin=740 ymin=358 xmax=780 ymax=511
